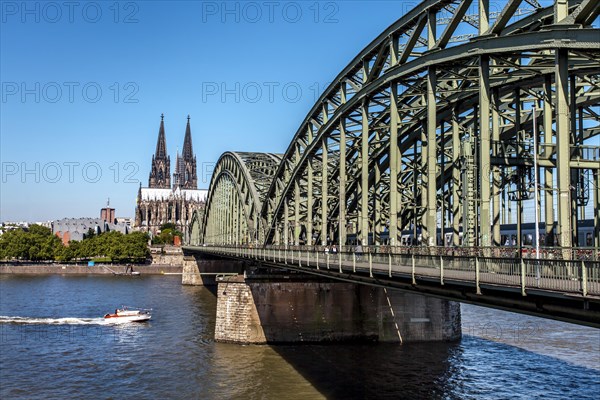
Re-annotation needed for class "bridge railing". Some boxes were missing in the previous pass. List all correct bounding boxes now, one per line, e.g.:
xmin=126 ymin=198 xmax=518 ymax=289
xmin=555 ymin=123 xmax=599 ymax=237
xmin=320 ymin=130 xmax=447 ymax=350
xmin=353 ymin=245 xmax=599 ymax=261
xmin=199 ymin=243 xmax=599 ymax=261
xmin=193 ymin=245 xmax=600 ymax=297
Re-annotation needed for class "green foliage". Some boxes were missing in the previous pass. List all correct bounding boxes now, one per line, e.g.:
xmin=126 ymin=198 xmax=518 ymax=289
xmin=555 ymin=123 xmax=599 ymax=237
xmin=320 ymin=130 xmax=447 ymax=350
xmin=0 ymin=225 xmax=62 ymax=261
xmin=151 ymin=225 xmax=183 ymax=245
xmin=160 ymin=223 xmax=177 ymax=231
xmin=0 ymin=225 xmax=150 ymax=263
xmin=28 ymin=224 xmax=52 ymax=236
xmin=84 ymin=228 xmax=96 ymax=239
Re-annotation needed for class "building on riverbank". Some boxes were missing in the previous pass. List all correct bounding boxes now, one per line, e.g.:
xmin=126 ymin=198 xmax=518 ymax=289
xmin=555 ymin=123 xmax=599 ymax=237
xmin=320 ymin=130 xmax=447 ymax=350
xmin=52 ymin=218 xmax=130 ymax=245
xmin=134 ymin=114 xmax=207 ymax=235
xmin=0 ymin=221 xmax=52 ymax=235
xmin=100 ymin=201 xmax=116 ymax=224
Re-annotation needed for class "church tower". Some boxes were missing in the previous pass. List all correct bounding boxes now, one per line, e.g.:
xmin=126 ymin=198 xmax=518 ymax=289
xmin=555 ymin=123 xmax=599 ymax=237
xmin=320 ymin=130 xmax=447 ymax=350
xmin=149 ymin=114 xmax=171 ymax=188
xmin=136 ymin=113 xmax=206 ymax=234
xmin=174 ymin=115 xmax=198 ymax=189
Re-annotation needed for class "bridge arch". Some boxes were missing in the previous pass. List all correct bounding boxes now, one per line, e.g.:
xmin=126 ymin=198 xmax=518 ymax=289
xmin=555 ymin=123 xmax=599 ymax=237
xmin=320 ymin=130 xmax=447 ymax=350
xmin=198 ymin=0 xmax=599 ymax=250
xmin=196 ymin=152 xmax=282 ymax=245
xmin=260 ymin=0 xmax=600 ymax=249
xmin=189 ymin=209 xmax=202 ymax=246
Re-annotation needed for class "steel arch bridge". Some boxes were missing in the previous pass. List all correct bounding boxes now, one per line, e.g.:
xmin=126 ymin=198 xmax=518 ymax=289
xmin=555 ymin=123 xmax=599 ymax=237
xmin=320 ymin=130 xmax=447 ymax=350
xmin=191 ymin=152 xmax=282 ymax=245
xmin=193 ymin=0 xmax=600 ymax=251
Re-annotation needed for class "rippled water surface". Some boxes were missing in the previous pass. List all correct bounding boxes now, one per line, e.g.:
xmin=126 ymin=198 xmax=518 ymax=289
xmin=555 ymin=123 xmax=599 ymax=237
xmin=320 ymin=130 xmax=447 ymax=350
xmin=0 ymin=275 xmax=598 ymax=399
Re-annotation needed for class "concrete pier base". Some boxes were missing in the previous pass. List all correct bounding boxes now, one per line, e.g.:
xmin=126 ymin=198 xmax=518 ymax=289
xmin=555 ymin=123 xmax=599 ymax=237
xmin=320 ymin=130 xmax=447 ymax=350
xmin=215 ymin=277 xmax=461 ymax=344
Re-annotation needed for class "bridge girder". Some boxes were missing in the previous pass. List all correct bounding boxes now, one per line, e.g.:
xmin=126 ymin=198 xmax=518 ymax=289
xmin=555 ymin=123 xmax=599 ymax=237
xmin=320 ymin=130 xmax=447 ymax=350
xmin=200 ymin=0 xmax=600 ymax=250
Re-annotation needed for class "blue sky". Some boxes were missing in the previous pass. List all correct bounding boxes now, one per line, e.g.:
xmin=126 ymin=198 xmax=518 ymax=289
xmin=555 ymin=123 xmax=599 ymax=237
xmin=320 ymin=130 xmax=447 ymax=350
xmin=0 ymin=0 xmax=419 ymax=221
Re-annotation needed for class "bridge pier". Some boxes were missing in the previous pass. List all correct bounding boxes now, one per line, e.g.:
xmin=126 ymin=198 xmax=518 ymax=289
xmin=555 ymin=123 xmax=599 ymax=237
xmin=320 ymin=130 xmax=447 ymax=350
xmin=215 ymin=277 xmax=461 ymax=344
xmin=181 ymin=253 xmax=245 ymax=286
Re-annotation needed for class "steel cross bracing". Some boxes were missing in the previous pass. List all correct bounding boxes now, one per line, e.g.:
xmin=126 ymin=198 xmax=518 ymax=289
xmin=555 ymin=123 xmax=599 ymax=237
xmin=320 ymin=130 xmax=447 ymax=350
xmin=191 ymin=152 xmax=282 ymax=245
xmin=194 ymin=0 xmax=600 ymax=256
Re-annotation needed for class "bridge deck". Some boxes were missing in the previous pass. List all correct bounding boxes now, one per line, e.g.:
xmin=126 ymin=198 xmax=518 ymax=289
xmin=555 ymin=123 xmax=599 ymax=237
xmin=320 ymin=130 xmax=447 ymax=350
xmin=185 ymin=245 xmax=600 ymax=328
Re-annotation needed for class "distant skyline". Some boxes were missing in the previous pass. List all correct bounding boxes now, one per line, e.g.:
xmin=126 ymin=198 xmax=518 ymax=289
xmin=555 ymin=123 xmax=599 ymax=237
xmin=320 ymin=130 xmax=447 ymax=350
xmin=0 ymin=1 xmax=557 ymax=222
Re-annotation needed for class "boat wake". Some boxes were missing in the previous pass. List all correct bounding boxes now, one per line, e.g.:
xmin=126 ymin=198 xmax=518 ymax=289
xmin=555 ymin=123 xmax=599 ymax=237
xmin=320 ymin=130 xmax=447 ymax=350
xmin=0 ymin=316 xmax=133 ymax=326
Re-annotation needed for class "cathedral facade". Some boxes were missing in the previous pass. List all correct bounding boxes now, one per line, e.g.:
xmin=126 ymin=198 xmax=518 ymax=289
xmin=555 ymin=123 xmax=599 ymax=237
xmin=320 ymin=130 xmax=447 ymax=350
xmin=135 ymin=115 xmax=207 ymax=235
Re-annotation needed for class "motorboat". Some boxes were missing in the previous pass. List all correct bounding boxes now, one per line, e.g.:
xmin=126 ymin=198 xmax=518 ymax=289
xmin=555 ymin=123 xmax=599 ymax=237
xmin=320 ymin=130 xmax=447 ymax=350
xmin=103 ymin=306 xmax=151 ymax=323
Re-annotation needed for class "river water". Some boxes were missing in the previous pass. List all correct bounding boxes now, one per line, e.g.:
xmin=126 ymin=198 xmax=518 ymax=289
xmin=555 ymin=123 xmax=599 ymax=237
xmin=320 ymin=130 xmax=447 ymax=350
xmin=0 ymin=275 xmax=598 ymax=399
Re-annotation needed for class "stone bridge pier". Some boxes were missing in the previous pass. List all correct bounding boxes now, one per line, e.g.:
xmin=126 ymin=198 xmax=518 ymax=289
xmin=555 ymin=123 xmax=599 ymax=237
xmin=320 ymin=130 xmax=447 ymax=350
xmin=214 ymin=275 xmax=461 ymax=344
xmin=182 ymin=252 xmax=461 ymax=343
xmin=181 ymin=251 xmax=246 ymax=286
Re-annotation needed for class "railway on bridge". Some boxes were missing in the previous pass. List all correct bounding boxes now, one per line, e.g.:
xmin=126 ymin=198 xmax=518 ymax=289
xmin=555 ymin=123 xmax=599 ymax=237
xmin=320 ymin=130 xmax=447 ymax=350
xmin=185 ymin=0 xmax=600 ymax=334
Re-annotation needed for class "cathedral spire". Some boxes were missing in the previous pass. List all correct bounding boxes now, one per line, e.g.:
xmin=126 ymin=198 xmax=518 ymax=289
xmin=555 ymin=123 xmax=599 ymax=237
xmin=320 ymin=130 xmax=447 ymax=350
xmin=182 ymin=115 xmax=193 ymax=160
xmin=149 ymin=114 xmax=171 ymax=188
xmin=155 ymin=113 xmax=167 ymax=159
xmin=174 ymin=115 xmax=197 ymax=189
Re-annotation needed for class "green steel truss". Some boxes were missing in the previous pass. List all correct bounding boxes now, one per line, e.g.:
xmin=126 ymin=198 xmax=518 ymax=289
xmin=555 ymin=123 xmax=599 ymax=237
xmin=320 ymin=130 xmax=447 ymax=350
xmin=192 ymin=152 xmax=282 ymax=245
xmin=194 ymin=0 xmax=600 ymax=250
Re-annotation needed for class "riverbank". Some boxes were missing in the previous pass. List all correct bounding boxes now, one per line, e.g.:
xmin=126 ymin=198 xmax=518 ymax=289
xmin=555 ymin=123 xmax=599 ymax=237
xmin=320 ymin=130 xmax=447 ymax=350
xmin=0 ymin=264 xmax=182 ymax=275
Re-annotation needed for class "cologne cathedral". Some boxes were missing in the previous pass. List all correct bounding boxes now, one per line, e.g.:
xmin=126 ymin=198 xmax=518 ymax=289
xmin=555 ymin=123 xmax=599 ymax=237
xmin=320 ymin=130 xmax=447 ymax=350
xmin=135 ymin=114 xmax=207 ymax=235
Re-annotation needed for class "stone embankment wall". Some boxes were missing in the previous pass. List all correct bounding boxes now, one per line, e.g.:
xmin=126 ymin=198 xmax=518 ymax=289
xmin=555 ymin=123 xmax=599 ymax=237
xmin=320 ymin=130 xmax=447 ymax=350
xmin=150 ymin=245 xmax=184 ymax=267
xmin=215 ymin=277 xmax=461 ymax=344
xmin=0 ymin=264 xmax=182 ymax=275
xmin=0 ymin=245 xmax=186 ymax=275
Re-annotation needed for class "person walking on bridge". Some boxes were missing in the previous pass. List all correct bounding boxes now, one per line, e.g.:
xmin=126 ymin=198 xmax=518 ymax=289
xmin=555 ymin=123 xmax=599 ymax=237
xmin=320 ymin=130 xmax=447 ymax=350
xmin=355 ymin=242 xmax=363 ymax=261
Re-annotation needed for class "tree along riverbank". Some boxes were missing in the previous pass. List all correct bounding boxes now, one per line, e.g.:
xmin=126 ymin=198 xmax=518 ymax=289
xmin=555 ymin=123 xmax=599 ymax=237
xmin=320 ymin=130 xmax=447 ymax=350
xmin=0 ymin=225 xmax=150 ymax=263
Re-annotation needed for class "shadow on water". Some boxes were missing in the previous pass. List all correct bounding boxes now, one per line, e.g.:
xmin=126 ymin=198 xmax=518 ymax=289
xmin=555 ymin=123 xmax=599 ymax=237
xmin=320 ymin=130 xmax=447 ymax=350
xmin=270 ymin=341 xmax=459 ymax=399
xmin=199 ymin=284 xmax=218 ymax=297
xmin=209 ymin=338 xmax=460 ymax=399
xmin=210 ymin=336 xmax=600 ymax=400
